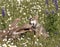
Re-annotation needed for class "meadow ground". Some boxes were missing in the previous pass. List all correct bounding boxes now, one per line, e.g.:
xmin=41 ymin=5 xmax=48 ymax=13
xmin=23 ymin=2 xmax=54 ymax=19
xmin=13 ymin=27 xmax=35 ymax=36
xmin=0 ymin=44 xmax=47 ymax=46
xmin=0 ymin=0 xmax=60 ymax=47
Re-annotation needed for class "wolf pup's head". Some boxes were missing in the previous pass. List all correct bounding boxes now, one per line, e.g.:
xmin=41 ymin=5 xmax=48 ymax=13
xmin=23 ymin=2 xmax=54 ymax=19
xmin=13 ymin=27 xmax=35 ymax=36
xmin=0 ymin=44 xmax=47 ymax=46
xmin=29 ymin=16 xmax=39 ymax=28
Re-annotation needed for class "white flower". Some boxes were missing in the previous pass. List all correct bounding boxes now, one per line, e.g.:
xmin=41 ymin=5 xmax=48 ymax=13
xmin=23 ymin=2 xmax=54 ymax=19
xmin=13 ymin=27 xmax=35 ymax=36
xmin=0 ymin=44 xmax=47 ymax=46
xmin=9 ymin=0 xmax=10 ymax=1
xmin=39 ymin=10 xmax=41 ymax=12
xmin=8 ymin=38 xmax=13 ymax=41
xmin=17 ymin=0 xmax=21 ymax=5
xmin=20 ymin=0 xmax=23 ymax=2
xmin=9 ymin=27 xmax=13 ymax=30
xmin=23 ymin=13 xmax=26 ymax=15
xmin=36 ymin=39 xmax=39 ymax=41
xmin=9 ymin=17 xmax=12 ymax=20
xmin=35 ymin=41 xmax=38 ymax=45
xmin=34 ymin=35 xmax=36 ymax=38
xmin=7 ymin=5 xmax=9 ymax=7
xmin=1 ymin=22 xmax=3 ymax=24
xmin=39 ymin=43 xmax=43 ymax=46
xmin=11 ymin=42 xmax=14 ymax=45
xmin=24 ymin=44 xmax=27 ymax=47
xmin=6 ymin=40 xmax=11 ymax=44
xmin=8 ymin=17 xmax=12 ymax=21
xmin=22 ymin=43 xmax=26 ymax=45
xmin=9 ymin=24 xmax=11 ymax=27
xmin=3 ymin=30 xmax=6 ymax=33
xmin=8 ymin=44 xmax=17 ymax=47
xmin=2 ymin=43 xmax=7 ymax=47
xmin=26 ymin=40 xmax=29 ymax=43
xmin=17 ymin=38 xmax=20 ymax=40
xmin=3 ymin=38 xmax=7 ymax=41
xmin=20 ymin=37 xmax=24 ymax=40
xmin=57 ymin=13 xmax=60 ymax=16
xmin=27 ymin=37 xmax=31 ymax=40
xmin=0 ymin=45 xmax=2 ymax=47
xmin=7 ymin=11 xmax=10 ymax=16
xmin=27 ymin=0 xmax=30 ymax=2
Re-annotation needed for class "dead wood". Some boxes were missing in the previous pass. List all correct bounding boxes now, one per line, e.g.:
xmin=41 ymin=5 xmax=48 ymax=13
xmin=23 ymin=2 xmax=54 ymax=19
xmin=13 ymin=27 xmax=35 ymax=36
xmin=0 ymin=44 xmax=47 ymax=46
xmin=0 ymin=23 xmax=33 ymax=40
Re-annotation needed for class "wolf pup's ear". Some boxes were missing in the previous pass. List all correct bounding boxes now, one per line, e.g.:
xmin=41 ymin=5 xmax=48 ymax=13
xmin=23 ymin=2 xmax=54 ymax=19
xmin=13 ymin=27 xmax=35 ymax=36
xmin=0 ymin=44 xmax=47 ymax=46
xmin=33 ymin=15 xmax=39 ymax=20
xmin=28 ymin=16 xmax=32 ymax=20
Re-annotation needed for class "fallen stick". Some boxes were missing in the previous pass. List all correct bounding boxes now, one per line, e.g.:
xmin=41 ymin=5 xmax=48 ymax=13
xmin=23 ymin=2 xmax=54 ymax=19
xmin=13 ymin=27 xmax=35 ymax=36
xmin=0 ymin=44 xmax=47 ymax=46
xmin=0 ymin=23 xmax=33 ymax=40
xmin=7 ymin=23 xmax=33 ymax=39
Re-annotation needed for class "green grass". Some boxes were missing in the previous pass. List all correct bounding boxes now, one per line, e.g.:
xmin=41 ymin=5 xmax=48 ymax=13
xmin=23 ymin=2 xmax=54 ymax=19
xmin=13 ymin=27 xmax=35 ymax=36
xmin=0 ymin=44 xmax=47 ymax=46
xmin=0 ymin=0 xmax=60 ymax=47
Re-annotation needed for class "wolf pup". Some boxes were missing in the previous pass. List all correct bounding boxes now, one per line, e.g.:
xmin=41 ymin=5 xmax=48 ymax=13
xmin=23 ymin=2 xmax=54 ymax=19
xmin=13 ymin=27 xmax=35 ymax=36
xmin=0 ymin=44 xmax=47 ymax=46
xmin=29 ymin=15 xmax=49 ymax=38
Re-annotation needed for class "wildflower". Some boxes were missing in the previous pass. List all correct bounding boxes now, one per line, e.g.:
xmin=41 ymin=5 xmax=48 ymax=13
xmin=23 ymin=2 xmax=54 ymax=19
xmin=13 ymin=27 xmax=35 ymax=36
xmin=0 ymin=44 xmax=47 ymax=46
xmin=36 ymin=39 xmax=39 ymax=41
xmin=51 ymin=10 xmax=55 ymax=14
xmin=2 ymin=43 xmax=7 ymax=47
xmin=52 ymin=0 xmax=55 ymax=3
xmin=39 ymin=43 xmax=43 ymax=46
xmin=27 ymin=37 xmax=31 ymax=40
xmin=3 ymin=38 xmax=7 ymax=41
xmin=45 ymin=0 xmax=49 ymax=5
xmin=45 ymin=9 xmax=50 ymax=14
xmin=8 ymin=44 xmax=17 ymax=47
xmin=35 ymin=41 xmax=38 ymax=45
xmin=2 ymin=6 xmax=5 ymax=17
xmin=53 ymin=0 xmax=58 ymax=11
xmin=55 ymin=0 xmax=58 ymax=11
xmin=34 ymin=35 xmax=36 ymax=38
